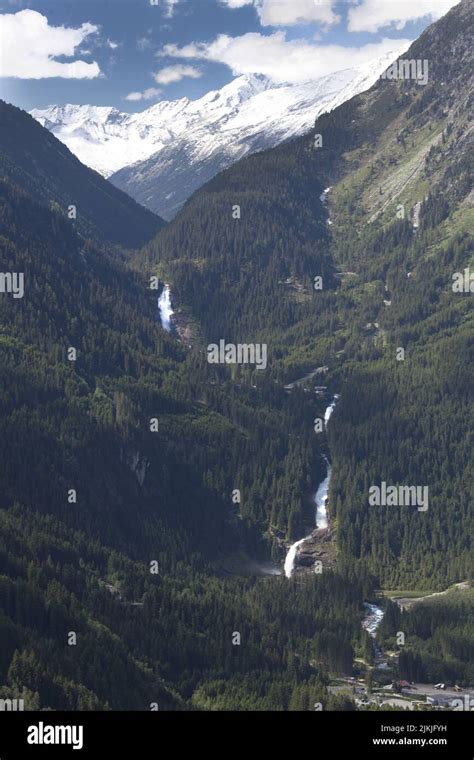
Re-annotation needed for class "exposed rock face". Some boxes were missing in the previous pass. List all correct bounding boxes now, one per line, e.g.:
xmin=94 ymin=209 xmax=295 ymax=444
xmin=172 ymin=309 xmax=193 ymax=345
xmin=292 ymin=526 xmax=337 ymax=575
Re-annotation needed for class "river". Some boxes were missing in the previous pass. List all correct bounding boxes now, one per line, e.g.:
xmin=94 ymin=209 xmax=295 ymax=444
xmin=284 ymin=395 xmax=339 ymax=578
xmin=362 ymin=603 xmax=384 ymax=637
xmin=315 ymin=456 xmax=331 ymax=530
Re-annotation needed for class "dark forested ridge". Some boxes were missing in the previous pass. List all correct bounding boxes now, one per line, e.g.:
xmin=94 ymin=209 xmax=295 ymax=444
xmin=0 ymin=100 xmax=165 ymax=248
xmin=0 ymin=0 xmax=472 ymax=711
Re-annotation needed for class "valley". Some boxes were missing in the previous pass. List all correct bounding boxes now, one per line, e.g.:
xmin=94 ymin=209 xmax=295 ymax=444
xmin=0 ymin=0 xmax=472 ymax=715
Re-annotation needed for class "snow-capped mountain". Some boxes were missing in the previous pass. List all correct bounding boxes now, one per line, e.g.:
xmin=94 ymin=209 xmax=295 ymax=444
xmin=31 ymin=46 xmax=409 ymax=220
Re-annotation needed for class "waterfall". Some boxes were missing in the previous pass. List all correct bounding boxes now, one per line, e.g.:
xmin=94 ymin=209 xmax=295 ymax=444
xmin=158 ymin=284 xmax=174 ymax=332
xmin=284 ymin=395 xmax=339 ymax=578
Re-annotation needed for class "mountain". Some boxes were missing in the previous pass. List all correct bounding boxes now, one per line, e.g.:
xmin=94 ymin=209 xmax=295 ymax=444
xmin=142 ymin=0 xmax=473 ymax=588
xmin=31 ymin=48 xmax=409 ymax=219
xmin=0 ymin=98 xmax=371 ymax=712
xmin=0 ymin=101 xmax=164 ymax=248
xmin=0 ymin=0 xmax=471 ymax=713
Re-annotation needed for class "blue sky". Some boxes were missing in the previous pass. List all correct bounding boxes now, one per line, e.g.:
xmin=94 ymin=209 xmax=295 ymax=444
xmin=0 ymin=0 xmax=458 ymax=112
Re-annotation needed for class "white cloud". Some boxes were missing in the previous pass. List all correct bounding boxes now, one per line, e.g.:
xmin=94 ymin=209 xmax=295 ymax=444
xmin=124 ymin=87 xmax=162 ymax=102
xmin=161 ymin=32 xmax=411 ymax=85
xmin=0 ymin=10 xmax=100 ymax=79
xmin=258 ymin=0 xmax=339 ymax=27
xmin=106 ymin=39 xmax=119 ymax=50
xmin=347 ymin=0 xmax=458 ymax=33
xmin=221 ymin=0 xmax=339 ymax=27
xmin=154 ymin=64 xmax=202 ymax=85
xmin=220 ymin=0 xmax=254 ymax=7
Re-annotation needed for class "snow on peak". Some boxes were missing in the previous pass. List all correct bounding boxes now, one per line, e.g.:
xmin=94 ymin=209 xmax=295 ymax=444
xmin=30 ymin=46 xmax=409 ymax=210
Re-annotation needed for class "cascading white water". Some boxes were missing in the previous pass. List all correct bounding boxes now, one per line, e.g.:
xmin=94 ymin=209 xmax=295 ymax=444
xmin=324 ymin=393 xmax=339 ymax=427
xmin=362 ymin=603 xmax=385 ymax=662
xmin=362 ymin=603 xmax=384 ymax=637
xmin=158 ymin=284 xmax=174 ymax=332
xmin=283 ymin=537 xmax=308 ymax=579
xmin=284 ymin=395 xmax=339 ymax=578
xmin=314 ymin=456 xmax=331 ymax=530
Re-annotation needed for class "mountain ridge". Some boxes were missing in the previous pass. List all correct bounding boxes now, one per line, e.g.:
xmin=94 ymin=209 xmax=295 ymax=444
xmin=0 ymin=0 xmax=471 ymax=711
xmin=30 ymin=47 xmax=409 ymax=219
xmin=142 ymin=0 xmax=472 ymax=586
xmin=0 ymin=100 xmax=165 ymax=248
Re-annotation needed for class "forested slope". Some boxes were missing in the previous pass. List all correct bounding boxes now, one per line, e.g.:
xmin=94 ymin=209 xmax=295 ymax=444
xmin=0 ymin=2 xmax=471 ymax=711
xmin=0 ymin=100 xmax=370 ymax=710
xmin=143 ymin=0 xmax=473 ymax=588
xmin=0 ymin=101 xmax=165 ymax=248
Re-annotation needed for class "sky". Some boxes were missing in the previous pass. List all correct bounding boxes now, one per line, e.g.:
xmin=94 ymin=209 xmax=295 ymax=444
xmin=0 ymin=0 xmax=459 ymax=113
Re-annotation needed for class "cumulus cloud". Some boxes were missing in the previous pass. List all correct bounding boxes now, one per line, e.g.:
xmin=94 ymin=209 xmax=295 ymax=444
xmin=153 ymin=64 xmax=202 ymax=85
xmin=124 ymin=87 xmax=162 ymax=102
xmin=221 ymin=0 xmax=339 ymax=27
xmin=347 ymin=0 xmax=458 ymax=33
xmin=154 ymin=0 xmax=457 ymax=32
xmin=161 ymin=32 xmax=411 ymax=85
xmin=0 ymin=9 xmax=100 ymax=79
xmin=258 ymin=0 xmax=339 ymax=27
xmin=124 ymin=65 xmax=201 ymax=105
